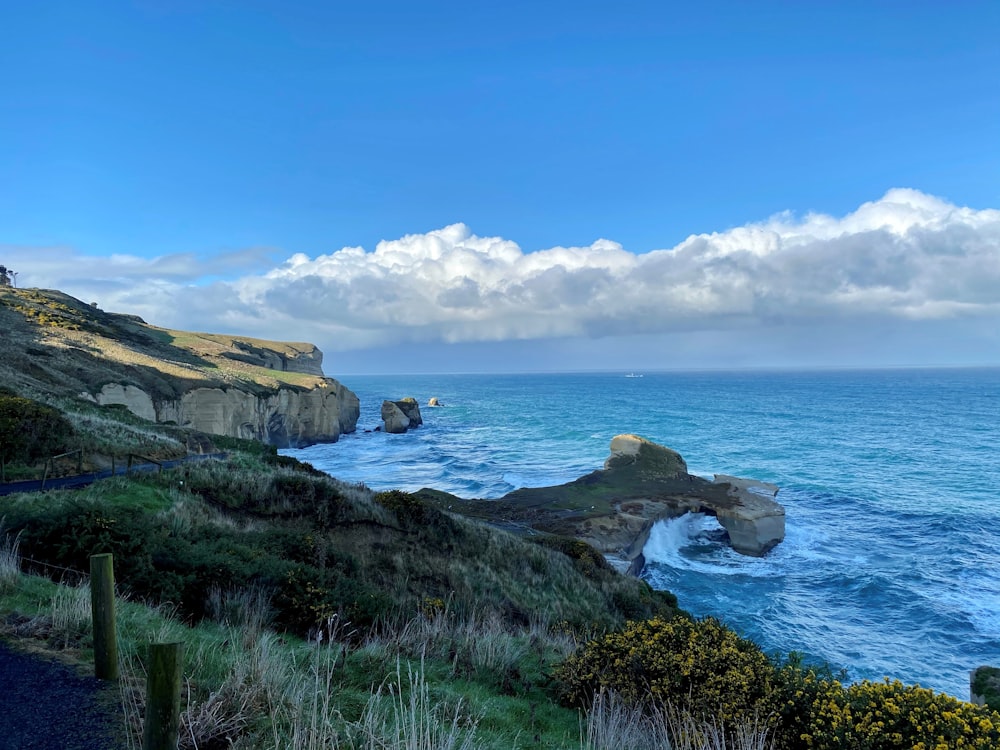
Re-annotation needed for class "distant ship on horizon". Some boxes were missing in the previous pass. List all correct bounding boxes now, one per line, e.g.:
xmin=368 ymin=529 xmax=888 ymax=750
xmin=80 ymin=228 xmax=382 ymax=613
xmin=625 ymin=372 xmax=643 ymax=378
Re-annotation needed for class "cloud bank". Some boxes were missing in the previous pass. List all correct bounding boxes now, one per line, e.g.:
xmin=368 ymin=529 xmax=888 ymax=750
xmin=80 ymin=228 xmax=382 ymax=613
xmin=5 ymin=189 xmax=1000 ymax=369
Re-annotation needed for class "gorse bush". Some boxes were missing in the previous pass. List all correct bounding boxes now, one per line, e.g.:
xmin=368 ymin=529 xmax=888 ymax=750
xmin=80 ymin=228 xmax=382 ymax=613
xmin=782 ymin=675 xmax=1000 ymax=750
xmin=559 ymin=615 xmax=1000 ymax=750
xmin=0 ymin=391 xmax=75 ymax=466
xmin=556 ymin=615 xmax=775 ymax=726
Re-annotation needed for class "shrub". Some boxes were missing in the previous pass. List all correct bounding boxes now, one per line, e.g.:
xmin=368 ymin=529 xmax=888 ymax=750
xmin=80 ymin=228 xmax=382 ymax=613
xmin=771 ymin=663 xmax=851 ymax=750
xmin=0 ymin=393 xmax=75 ymax=466
xmin=274 ymin=564 xmax=390 ymax=634
xmin=556 ymin=615 xmax=776 ymax=727
xmin=533 ymin=535 xmax=614 ymax=580
xmin=973 ymin=666 xmax=1000 ymax=712
xmin=840 ymin=679 xmax=1000 ymax=750
xmin=772 ymin=666 xmax=1000 ymax=750
xmin=374 ymin=489 xmax=434 ymax=525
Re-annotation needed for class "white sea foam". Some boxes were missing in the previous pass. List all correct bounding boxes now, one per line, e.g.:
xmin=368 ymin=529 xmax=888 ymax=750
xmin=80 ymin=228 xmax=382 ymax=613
xmin=642 ymin=514 xmax=775 ymax=578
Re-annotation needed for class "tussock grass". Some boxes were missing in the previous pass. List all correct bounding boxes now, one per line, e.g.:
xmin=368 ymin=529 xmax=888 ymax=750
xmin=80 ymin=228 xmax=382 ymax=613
xmin=47 ymin=582 xmax=93 ymax=649
xmin=582 ymin=691 xmax=774 ymax=750
xmin=0 ymin=520 xmax=22 ymax=592
xmin=66 ymin=408 xmax=186 ymax=459
xmin=351 ymin=658 xmax=482 ymax=750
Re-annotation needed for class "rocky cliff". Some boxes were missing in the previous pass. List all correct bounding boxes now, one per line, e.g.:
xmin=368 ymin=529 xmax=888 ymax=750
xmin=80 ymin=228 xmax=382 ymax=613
xmin=92 ymin=380 xmax=359 ymax=448
xmin=0 ymin=287 xmax=359 ymax=448
xmin=418 ymin=434 xmax=785 ymax=570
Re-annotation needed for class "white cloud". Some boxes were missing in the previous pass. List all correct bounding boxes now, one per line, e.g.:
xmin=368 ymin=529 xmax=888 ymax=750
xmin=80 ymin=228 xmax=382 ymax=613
xmin=4 ymin=189 xmax=999 ymax=366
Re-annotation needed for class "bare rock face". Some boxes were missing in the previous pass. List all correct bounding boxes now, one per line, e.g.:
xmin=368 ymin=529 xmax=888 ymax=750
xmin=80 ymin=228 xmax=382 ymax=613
xmin=711 ymin=475 xmax=785 ymax=557
xmin=94 ymin=384 xmax=157 ymax=422
xmin=91 ymin=379 xmax=359 ymax=448
xmin=158 ymin=381 xmax=359 ymax=448
xmin=381 ymin=401 xmax=410 ymax=434
xmin=381 ymin=398 xmax=423 ymax=434
xmin=219 ymin=340 xmax=325 ymax=375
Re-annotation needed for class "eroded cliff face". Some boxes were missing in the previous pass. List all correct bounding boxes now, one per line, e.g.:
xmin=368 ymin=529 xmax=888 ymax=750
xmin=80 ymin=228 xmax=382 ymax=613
xmin=216 ymin=340 xmax=325 ymax=376
xmin=95 ymin=380 xmax=359 ymax=447
xmin=1 ymin=288 xmax=361 ymax=448
xmin=158 ymin=382 xmax=359 ymax=448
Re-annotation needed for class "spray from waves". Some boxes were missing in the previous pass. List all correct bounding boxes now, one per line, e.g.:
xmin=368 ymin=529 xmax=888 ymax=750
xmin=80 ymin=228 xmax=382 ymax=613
xmin=642 ymin=514 xmax=779 ymax=578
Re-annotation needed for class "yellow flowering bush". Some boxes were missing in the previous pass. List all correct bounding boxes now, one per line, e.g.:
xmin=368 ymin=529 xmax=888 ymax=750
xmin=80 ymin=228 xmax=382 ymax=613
xmin=560 ymin=620 xmax=1000 ymax=750
xmin=775 ymin=671 xmax=1000 ymax=750
xmin=555 ymin=615 xmax=775 ymax=726
xmin=772 ymin=663 xmax=851 ymax=750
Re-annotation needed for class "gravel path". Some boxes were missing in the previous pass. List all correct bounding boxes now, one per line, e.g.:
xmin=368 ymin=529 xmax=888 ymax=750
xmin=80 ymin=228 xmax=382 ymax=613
xmin=0 ymin=640 xmax=122 ymax=750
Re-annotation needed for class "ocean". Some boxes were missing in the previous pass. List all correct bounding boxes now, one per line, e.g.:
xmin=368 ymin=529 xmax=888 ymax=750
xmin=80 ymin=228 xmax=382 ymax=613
xmin=283 ymin=368 xmax=1000 ymax=699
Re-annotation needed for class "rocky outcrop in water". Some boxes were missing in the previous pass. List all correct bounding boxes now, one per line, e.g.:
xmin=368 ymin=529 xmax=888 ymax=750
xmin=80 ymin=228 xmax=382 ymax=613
xmin=418 ymin=434 xmax=785 ymax=571
xmin=381 ymin=398 xmax=423 ymax=434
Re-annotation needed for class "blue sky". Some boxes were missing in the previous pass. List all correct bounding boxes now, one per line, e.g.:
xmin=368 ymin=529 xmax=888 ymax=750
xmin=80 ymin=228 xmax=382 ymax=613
xmin=2 ymin=1 xmax=999 ymax=373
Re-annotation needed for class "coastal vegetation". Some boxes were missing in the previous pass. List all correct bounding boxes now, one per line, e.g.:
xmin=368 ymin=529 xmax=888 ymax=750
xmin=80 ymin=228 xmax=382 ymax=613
xmin=3 ymin=397 xmax=998 ymax=749
xmin=1 ymin=287 xmax=998 ymax=748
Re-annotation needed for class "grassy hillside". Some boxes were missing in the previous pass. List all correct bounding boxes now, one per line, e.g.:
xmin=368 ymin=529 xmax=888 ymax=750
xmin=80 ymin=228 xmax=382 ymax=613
xmin=2 ymin=289 xmax=997 ymax=749
xmin=0 ymin=310 xmax=682 ymax=747
xmin=0 ymin=287 xmax=327 ymax=405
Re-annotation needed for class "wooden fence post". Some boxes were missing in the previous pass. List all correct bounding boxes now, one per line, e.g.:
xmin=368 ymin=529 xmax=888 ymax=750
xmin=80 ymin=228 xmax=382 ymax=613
xmin=89 ymin=553 xmax=118 ymax=680
xmin=143 ymin=642 xmax=184 ymax=750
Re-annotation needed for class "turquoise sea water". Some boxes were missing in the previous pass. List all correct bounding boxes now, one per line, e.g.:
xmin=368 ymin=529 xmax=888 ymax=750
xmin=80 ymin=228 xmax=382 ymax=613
xmin=284 ymin=368 xmax=1000 ymax=699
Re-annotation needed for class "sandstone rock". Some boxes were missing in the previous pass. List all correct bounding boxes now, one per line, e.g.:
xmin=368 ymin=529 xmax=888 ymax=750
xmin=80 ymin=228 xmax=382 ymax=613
xmin=157 ymin=382 xmax=359 ymax=448
xmin=397 ymin=398 xmax=423 ymax=426
xmin=157 ymin=379 xmax=360 ymax=448
xmin=605 ymin=434 xmax=688 ymax=476
xmin=219 ymin=340 xmax=325 ymax=375
xmin=713 ymin=474 xmax=779 ymax=498
xmin=432 ymin=434 xmax=785 ymax=569
xmin=428 ymin=397 xmax=440 ymax=406
xmin=381 ymin=397 xmax=423 ymax=433
xmin=712 ymin=486 xmax=785 ymax=557
xmin=381 ymin=401 xmax=410 ymax=434
xmin=95 ymin=384 xmax=157 ymax=422
xmin=88 ymin=379 xmax=359 ymax=448
xmin=711 ymin=474 xmax=784 ymax=556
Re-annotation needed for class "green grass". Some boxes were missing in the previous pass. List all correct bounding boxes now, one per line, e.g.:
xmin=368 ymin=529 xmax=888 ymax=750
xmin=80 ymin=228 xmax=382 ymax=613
xmin=0 ymin=563 xmax=585 ymax=749
xmin=0 ymin=562 xmax=781 ymax=750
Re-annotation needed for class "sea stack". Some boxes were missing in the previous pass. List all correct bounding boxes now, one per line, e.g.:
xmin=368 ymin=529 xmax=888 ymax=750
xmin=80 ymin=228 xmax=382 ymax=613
xmin=381 ymin=397 xmax=423 ymax=434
